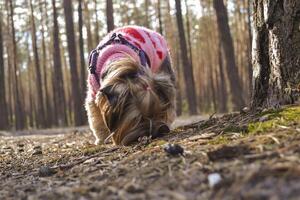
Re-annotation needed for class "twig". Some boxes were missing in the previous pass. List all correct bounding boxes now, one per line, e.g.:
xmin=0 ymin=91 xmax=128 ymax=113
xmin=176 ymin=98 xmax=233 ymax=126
xmin=52 ymin=146 xmax=120 ymax=171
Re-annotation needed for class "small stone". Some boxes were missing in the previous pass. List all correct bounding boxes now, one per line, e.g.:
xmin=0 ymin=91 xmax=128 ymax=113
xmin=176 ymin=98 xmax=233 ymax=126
xmin=33 ymin=146 xmax=42 ymax=150
xmin=208 ymin=173 xmax=222 ymax=188
xmin=18 ymin=148 xmax=24 ymax=153
xmin=259 ymin=115 xmax=269 ymax=122
xmin=241 ymin=107 xmax=250 ymax=113
xmin=124 ymin=182 xmax=143 ymax=193
xmin=38 ymin=166 xmax=56 ymax=177
xmin=17 ymin=144 xmax=25 ymax=148
xmin=32 ymin=150 xmax=43 ymax=155
xmin=163 ymin=143 xmax=184 ymax=156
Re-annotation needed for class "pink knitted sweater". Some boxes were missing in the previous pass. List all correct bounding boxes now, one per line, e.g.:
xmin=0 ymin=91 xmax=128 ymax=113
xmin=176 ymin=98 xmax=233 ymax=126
xmin=88 ymin=26 xmax=169 ymax=99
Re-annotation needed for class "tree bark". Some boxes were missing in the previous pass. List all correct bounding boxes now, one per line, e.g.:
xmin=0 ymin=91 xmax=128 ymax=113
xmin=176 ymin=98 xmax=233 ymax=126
xmin=213 ymin=0 xmax=245 ymax=110
xmin=251 ymin=0 xmax=300 ymax=108
xmin=52 ymin=0 xmax=67 ymax=126
xmin=0 ymin=11 xmax=9 ymax=129
xmin=175 ymin=0 xmax=198 ymax=115
xmin=106 ymin=0 xmax=114 ymax=32
xmin=29 ymin=0 xmax=46 ymax=128
xmin=63 ymin=0 xmax=85 ymax=126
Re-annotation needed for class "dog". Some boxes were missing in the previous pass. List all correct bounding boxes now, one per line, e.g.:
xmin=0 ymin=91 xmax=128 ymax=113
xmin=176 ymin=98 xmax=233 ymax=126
xmin=85 ymin=26 xmax=176 ymax=145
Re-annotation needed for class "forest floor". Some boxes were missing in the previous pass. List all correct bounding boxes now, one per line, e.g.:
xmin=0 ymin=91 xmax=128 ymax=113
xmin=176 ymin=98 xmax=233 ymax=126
xmin=1 ymin=105 xmax=300 ymax=200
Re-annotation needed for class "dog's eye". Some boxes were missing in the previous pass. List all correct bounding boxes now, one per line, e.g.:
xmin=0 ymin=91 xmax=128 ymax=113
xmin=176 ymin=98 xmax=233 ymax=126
xmin=155 ymin=87 xmax=169 ymax=103
xmin=100 ymin=86 xmax=118 ymax=106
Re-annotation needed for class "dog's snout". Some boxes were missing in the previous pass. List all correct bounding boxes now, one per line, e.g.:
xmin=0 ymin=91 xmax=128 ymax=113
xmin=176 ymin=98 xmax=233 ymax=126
xmin=157 ymin=124 xmax=170 ymax=134
xmin=152 ymin=122 xmax=170 ymax=138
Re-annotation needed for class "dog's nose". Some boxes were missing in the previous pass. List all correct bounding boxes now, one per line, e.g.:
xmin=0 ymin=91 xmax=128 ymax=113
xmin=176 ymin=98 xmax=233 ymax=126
xmin=152 ymin=122 xmax=170 ymax=138
xmin=157 ymin=124 xmax=170 ymax=134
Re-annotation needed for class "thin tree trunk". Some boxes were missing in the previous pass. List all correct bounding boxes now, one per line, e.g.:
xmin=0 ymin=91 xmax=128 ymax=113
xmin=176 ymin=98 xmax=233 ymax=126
xmin=0 ymin=11 xmax=9 ymax=129
xmin=61 ymin=43 xmax=72 ymax=125
xmin=83 ymin=0 xmax=93 ymax=52
xmin=63 ymin=0 xmax=85 ymax=126
xmin=29 ymin=0 xmax=46 ymax=128
xmin=144 ymin=0 xmax=149 ymax=27
xmin=9 ymin=0 xmax=25 ymax=129
xmin=44 ymin=0 xmax=55 ymax=126
xmin=4 ymin=3 xmax=13 ymax=125
xmin=157 ymin=0 xmax=163 ymax=34
xmin=26 ymin=42 xmax=34 ymax=128
xmin=52 ymin=0 xmax=67 ymax=126
xmin=175 ymin=0 xmax=198 ymax=115
xmin=165 ymin=0 xmax=182 ymax=115
xmin=251 ymin=0 xmax=300 ymax=108
xmin=246 ymin=0 xmax=253 ymax=95
xmin=218 ymin=43 xmax=228 ymax=113
xmin=106 ymin=0 xmax=114 ymax=32
xmin=184 ymin=0 xmax=193 ymax=66
xmin=213 ymin=0 xmax=245 ymax=110
xmin=78 ymin=0 xmax=86 ymax=100
xmin=209 ymin=64 xmax=217 ymax=111
xmin=39 ymin=0 xmax=52 ymax=127
xmin=93 ymin=0 xmax=100 ymax=43
xmin=4 ymin=1 xmax=13 ymax=125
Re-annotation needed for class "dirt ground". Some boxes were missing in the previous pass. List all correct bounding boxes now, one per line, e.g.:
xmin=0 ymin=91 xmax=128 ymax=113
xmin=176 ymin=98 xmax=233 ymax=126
xmin=1 ymin=105 xmax=300 ymax=200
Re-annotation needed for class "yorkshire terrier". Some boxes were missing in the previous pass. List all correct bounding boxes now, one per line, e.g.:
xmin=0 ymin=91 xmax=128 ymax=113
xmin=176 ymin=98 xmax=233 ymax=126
xmin=85 ymin=26 xmax=176 ymax=145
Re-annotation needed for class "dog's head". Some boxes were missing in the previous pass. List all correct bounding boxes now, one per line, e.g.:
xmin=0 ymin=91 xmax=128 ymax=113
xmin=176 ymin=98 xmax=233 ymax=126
xmin=95 ymin=57 xmax=175 ymax=145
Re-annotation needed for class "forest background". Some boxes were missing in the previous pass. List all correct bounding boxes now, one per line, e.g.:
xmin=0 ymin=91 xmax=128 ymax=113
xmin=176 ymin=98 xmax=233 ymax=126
xmin=0 ymin=0 xmax=252 ymax=130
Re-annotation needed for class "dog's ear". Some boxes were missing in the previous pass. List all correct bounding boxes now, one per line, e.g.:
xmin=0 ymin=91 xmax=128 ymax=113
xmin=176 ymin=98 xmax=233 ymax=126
xmin=159 ymin=56 xmax=175 ymax=83
xmin=100 ymin=85 xmax=118 ymax=106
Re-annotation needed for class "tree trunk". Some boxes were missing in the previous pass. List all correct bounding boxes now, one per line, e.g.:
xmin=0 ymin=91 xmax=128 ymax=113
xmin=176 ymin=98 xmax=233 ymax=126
xmin=9 ymin=0 xmax=25 ymax=130
xmin=247 ymin=0 xmax=253 ymax=97
xmin=184 ymin=0 xmax=193 ymax=66
xmin=83 ymin=0 xmax=93 ymax=52
xmin=106 ymin=0 xmax=114 ymax=32
xmin=78 ymin=0 xmax=86 ymax=100
xmin=144 ymin=0 xmax=150 ymax=27
xmin=157 ymin=0 xmax=163 ymax=34
xmin=0 ymin=11 xmax=9 ymax=130
xmin=26 ymin=43 xmax=34 ymax=128
xmin=52 ymin=0 xmax=67 ymax=126
xmin=29 ymin=0 xmax=46 ymax=128
xmin=251 ymin=0 xmax=300 ymax=108
xmin=93 ymin=0 xmax=100 ymax=43
xmin=63 ymin=0 xmax=85 ymax=126
xmin=175 ymin=0 xmax=198 ymax=115
xmin=209 ymin=64 xmax=217 ymax=111
xmin=213 ymin=0 xmax=245 ymax=110
xmin=218 ymin=43 xmax=228 ymax=113
xmin=39 ymin=0 xmax=53 ymax=127
xmin=4 ymin=1 xmax=13 ymax=125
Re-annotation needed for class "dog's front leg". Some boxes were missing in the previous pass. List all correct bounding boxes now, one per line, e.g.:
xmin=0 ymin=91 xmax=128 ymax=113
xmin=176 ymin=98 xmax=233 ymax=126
xmin=85 ymin=100 xmax=109 ymax=145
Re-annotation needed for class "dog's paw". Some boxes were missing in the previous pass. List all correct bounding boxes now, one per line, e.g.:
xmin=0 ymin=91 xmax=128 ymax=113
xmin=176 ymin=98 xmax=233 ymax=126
xmin=94 ymin=138 xmax=103 ymax=145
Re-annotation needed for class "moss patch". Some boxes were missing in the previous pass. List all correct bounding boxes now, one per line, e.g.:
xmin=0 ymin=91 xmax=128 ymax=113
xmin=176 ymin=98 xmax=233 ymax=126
xmin=248 ymin=105 xmax=300 ymax=134
xmin=208 ymin=135 xmax=232 ymax=145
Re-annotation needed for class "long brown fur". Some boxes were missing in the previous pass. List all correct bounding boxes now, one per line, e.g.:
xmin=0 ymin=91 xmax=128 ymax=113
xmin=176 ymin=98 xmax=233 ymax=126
xmin=86 ymin=57 xmax=176 ymax=145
